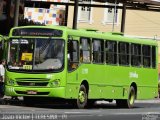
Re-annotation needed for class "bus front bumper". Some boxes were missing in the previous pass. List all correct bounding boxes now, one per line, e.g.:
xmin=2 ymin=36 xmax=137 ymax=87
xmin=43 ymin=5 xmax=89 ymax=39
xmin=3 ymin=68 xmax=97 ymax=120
xmin=5 ymin=85 xmax=66 ymax=98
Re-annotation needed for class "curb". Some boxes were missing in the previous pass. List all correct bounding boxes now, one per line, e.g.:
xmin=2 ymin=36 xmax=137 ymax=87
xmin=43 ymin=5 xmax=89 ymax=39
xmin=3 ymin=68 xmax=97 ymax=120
xmin=135 ymin=99 xmax=160 ymax=103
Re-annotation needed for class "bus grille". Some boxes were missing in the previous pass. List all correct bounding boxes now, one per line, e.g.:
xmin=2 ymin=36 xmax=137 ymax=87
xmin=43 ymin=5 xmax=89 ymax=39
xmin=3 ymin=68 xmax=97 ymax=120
xmin=17 ymin=82 xmax=48 ymax=86
xmin=15 ymin=78 xmax=50 ymax=87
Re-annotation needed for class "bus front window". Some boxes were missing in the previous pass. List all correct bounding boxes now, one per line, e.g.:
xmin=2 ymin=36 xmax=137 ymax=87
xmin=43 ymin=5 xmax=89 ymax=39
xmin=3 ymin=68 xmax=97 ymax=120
xmin=8 ymin=39 xmax=33 ymax=69
xmin=33 ymin=39 xmax=64 ymax=71
xmin=8 ymin=38 xmax=64 ymax=72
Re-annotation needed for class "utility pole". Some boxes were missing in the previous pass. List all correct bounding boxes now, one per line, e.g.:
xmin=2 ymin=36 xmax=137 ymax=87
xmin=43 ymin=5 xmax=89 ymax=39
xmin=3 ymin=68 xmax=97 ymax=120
xmin=112 ymin=0 xmax=117 ymax=32
xmin=64 ymin=5 xmax=69 ymax=26
xmin=14 ymin=0 xmax=20 ymax=27
xmin=73 ymin=0 xmax=79 ymax=29
xmin=6 ymin=1 xmax=11 ymax=34
xmin=121 ymin=2 xmax=126 ymax=33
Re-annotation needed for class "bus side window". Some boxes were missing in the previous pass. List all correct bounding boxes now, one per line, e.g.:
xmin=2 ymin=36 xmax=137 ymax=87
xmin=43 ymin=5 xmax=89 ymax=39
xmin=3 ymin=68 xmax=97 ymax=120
xmin=152 ymin=46 xmax=156 ymax=68
xmin=106 ymin=41 xmax=117 ymax=65
xmin=131 ymin=44 xmax=141 ymax=67
xmin=67 ymin=40 xmax=79 ymax=71
xmin=142 ymin=45 xmax=151 ymax=68
xmin=92 ymin=39 xmax=104 ymax=63
xmin=80 ymin=38 xmax=91 ymax=63
xmin=118 ymin=42 xmax=129 ymax=66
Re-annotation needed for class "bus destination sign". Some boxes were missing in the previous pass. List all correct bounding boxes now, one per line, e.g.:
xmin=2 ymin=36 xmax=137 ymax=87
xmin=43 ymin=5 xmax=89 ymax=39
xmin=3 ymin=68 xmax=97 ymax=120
xmin=12 ymin=28 xmax=63 ymax=37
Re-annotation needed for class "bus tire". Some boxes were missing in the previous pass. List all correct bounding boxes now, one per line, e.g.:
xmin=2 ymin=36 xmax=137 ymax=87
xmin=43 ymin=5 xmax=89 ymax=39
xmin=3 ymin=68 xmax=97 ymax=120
xmin=77 ymin=84 xmax=88 ymax=109
xmin=116 ymin=86 xmax=136 ymax=108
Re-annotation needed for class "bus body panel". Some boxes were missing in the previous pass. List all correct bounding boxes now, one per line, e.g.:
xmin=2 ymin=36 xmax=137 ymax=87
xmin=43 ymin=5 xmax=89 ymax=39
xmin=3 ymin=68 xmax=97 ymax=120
xmin=5 ymin=70 xmax=67 ymax=98
xmin=75 ymin=64 xmax=158 ymax=99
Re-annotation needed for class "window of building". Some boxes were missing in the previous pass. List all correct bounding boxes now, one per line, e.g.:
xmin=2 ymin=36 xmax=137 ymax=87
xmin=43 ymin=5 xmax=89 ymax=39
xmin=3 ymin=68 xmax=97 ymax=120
xmin=78 ymin=0 xmax=92 ymax=23
xmin=131 ymin=44 xmax=141 ymax=67
xmin=92 ymin=39 xmax=104 ymax=63
xmin=103 ymin=2 xmax=119 ymax=25
xmin=118 ymin=42 xmax=129 ymax=66
xmin=106 ymin=40 xmax=117 ymax=64
xmin=142 ymin=45 xmax=151 ymax=68
xmin=80 ymin=37 xmax=91 ymax=63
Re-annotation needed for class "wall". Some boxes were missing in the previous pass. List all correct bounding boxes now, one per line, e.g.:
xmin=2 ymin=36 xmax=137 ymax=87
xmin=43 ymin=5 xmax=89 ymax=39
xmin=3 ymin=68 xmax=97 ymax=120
xmin=67 ymin=5 xmax=160 ymax=38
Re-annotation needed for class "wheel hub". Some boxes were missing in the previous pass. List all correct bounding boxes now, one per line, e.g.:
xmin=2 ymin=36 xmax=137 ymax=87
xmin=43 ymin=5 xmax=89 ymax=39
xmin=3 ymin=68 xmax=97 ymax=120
xmin=78 ymin=91 xmax=85 ymax=103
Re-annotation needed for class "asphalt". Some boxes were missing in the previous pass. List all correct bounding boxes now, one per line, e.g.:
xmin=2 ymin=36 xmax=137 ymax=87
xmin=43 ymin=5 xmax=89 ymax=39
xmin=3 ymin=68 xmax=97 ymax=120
xmin=1 ymin=96 xmax=160 ymax=105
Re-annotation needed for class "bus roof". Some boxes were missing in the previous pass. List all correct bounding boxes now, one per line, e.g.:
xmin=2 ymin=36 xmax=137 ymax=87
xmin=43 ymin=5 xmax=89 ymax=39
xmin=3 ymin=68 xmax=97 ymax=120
xmin=67 ymin=29 xmax=158 ymax=46
xmin=10 ymin=25 xmax=68 ymax=32
xmin=10 ymin=25 xmax=157 ymax=46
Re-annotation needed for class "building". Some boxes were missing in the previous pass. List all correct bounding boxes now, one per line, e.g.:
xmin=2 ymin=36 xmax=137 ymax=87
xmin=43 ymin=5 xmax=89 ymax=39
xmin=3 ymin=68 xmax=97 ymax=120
xmin=20 ymin=0 xmax=160 ymax=38
xmin=0 ymin=0 xmax=160 ymax=38
xmin=66 ymin=1 xmax=160 ymax=38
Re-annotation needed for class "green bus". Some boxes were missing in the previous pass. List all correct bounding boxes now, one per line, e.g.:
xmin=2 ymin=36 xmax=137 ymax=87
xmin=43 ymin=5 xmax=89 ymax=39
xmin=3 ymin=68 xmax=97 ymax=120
xmin=5 ymin=26 xmax=158 ymax=108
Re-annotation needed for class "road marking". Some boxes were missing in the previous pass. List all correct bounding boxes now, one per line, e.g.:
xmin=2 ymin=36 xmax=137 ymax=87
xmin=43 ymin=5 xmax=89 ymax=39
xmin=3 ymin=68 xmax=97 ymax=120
xmin=109 ymin=112 xmax=160 ymax=115
xmin=65 ymin=110 xmax=101 ymax=114
xmin=135 ymin=100 xmax=160 ymax=103
xmin=65 ymin=112 xmax=85 ymax=114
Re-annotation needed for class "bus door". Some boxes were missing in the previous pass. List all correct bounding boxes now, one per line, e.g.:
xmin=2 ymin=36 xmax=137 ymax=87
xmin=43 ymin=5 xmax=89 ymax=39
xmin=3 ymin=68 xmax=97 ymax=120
xmin=66 ymin=39 xmax=80 ymax=98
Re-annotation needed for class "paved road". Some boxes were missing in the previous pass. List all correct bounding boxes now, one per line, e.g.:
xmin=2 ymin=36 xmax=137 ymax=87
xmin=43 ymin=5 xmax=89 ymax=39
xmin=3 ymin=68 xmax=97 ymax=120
xmin=0 ymin=98 xmax=160 ymax=120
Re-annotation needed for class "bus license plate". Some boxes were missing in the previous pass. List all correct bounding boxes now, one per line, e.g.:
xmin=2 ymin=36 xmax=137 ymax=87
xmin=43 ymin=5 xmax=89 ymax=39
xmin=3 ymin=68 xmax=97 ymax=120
xmin=27 ymin=90 xmax=37 ymax=95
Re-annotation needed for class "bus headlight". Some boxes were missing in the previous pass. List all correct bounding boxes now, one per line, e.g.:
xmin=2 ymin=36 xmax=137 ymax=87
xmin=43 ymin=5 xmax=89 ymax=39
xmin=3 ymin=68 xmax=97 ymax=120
xmin=8 ymin=79 xmax=15 ymax=85
xmin=51 ymin=79 xmax=60 ymax=87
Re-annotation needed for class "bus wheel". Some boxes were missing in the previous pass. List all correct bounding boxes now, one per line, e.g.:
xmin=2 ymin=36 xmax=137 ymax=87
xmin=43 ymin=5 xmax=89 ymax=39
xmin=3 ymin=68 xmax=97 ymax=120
xmin=77 ymin=85 xmax=87 ymax=109
xmin=127 ymin=86 xmax=136 ymax=108
xmin=116 ymin=86 xmax=136 ymax=108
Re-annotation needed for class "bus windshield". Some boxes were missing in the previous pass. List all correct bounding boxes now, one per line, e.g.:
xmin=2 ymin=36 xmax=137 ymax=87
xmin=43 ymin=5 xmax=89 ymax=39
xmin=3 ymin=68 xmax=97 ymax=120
xmin=7 ymin=38 xmax=64 ymax=72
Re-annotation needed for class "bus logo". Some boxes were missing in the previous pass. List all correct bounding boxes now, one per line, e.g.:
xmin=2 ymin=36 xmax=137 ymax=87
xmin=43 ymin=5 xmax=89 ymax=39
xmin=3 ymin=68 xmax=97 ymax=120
xmin=129 ymin=71 xmax=138 ymax=78
xmin=82 ymin=68 xmax=88 ymax=74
